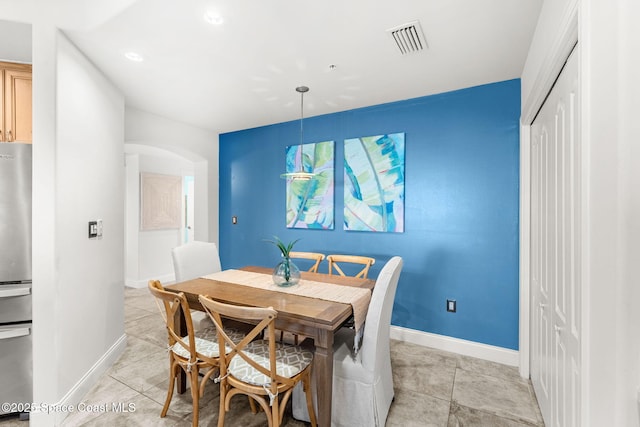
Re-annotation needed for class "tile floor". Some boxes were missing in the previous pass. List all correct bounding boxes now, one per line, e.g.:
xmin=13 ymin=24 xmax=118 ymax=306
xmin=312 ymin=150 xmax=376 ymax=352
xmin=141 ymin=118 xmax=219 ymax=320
xmin=0 ymin=287 xmax=544 ymax=426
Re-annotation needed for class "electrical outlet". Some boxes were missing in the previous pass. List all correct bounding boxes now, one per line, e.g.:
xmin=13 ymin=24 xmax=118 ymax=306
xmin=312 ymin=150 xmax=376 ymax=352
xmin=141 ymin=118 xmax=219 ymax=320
xmin=447 ymin=299 xmax=456 ymax=313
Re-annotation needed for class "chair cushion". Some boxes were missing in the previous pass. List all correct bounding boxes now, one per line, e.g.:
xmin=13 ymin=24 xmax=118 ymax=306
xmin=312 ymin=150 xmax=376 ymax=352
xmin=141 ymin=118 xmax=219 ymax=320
xmin=197 ymin=326 xmax=246 ymax=344
xmin=172 ymin=327 xmax=246 ymax=359
xmin=228 ymin=340 xmax=313 ymax=386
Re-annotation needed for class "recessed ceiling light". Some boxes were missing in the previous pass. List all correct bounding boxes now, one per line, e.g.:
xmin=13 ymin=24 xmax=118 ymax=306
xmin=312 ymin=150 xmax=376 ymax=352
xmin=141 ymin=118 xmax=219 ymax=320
xmin=124 ymin=52 xmax=144 ymax=62
xmin=204 ymin=11 xmax=224 ymax=25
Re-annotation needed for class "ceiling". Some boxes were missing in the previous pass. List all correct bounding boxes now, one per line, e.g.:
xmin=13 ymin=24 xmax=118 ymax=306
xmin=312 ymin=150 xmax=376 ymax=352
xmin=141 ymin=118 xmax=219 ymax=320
xmin=2 ymin=0 xmax=542 ymax=134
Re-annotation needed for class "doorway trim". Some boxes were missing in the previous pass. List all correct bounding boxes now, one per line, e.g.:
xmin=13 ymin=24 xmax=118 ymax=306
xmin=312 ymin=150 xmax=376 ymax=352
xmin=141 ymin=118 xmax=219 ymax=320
xmin=519 ymin=2 xmax=578 ymax=378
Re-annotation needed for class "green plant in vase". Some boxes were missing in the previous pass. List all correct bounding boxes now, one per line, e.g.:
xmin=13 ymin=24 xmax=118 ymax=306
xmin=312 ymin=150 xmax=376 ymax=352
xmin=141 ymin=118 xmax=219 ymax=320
xmin=266 ymin=236 xmax=301 ymax=287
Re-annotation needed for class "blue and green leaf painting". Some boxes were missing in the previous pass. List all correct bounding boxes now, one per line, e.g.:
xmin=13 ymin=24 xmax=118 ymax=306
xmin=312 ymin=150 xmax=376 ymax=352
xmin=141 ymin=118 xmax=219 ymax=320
xmin=286 ymin=141 xmax=334 ymax=229
xmin=344 ymin=133 xmax=405 ymax=232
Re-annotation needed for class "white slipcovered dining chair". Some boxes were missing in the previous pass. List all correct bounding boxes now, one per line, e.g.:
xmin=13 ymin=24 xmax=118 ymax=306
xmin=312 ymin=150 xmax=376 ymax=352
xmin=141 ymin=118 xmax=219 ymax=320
xmin=172 ymin=241 xmax=222 ymax=281
xmin=171 ymin=241 xmax=222 ymax=330
xmin=292 ymin=256 xmax=403 ymax=426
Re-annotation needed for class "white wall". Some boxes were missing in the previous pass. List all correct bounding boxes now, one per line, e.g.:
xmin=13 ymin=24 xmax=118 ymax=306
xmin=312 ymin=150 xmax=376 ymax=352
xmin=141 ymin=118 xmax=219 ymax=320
xmin=124 ymin=146 xmax=195 ymax=286
xmin=32 ymin=28 xmax=126 ymax=425
xmin=138 ymin=154 xmax=192 ymax=280
xmin=124 ymin=109 xmax=218 ymax=286
xmin=124 ymin=153 xmax=140 ymax=283
xmin=521 ymin=0 xmax=640 ymax=425
xmin=617 ymin=2 xmax=640 ymax=425
xmin=0 ymin=19 xmax=31 ymax=63
xmin=125 ymin=107 xmax=219 ymax=245
xmin=582 ymin=0 xmax=640 ymax=425
xmin=520 ymin=0 xmax=577 ymax=123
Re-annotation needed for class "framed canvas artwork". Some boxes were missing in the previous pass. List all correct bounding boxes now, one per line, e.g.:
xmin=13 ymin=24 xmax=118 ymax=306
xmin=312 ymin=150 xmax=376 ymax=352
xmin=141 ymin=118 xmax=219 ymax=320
xmin=285 ymin=141 xmax=334 ymax=229
xmin=344 ymin=133 xmax=405 ymax=232
xmin=140 ymin=172 xmax=182 ymax=231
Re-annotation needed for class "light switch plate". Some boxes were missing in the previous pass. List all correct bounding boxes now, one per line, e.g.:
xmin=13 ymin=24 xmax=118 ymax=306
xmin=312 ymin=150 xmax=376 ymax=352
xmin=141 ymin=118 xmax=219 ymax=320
xmin=88 ymin=219 xmax=103 ymax=239
xmin=88 ymin=221 xmax=98 ymax=238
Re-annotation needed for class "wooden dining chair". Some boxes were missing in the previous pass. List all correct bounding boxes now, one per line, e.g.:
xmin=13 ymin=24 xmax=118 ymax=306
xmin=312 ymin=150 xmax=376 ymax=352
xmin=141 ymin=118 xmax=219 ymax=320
xmin=198 ymin=295 xmax=317 ymax=427
xmin=327 ymin=254 xmax=376 ymax=279
xmin=148 ymin=280 xmax=245 ymax=427
xmin=288 ymin=251 xmax=325 ymax=273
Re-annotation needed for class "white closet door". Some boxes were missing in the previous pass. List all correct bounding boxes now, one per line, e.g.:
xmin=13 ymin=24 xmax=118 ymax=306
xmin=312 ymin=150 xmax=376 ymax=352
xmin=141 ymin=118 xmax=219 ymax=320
xmin=530 ymin=46 xmax=581 ymax=427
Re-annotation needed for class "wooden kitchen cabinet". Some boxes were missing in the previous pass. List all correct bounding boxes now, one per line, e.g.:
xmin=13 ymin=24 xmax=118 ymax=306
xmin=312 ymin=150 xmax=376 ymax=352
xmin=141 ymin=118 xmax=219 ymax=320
xmin=0 ymin=61 xmax=32 ymax=144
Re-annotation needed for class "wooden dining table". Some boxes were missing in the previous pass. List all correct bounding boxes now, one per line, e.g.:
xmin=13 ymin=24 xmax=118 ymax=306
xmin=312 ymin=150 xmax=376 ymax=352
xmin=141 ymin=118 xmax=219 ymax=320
xmin=165 ymin=265 xmax=375 ymax=427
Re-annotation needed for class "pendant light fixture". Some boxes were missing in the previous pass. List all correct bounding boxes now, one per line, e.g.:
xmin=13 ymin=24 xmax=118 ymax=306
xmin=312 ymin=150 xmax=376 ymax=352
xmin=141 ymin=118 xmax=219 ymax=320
xmin=280 ymin=86 xmax=316 ymax=181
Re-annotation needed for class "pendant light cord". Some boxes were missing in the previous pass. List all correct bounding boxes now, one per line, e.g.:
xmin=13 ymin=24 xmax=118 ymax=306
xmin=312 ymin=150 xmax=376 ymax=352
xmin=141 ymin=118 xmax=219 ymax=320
xmin=300 ymin=89 xmax=304 ymax=149
xmin=280 ymin=86 xmax=314 ymax=180
xmin=297 ymin=86 xmax=309 ymax=172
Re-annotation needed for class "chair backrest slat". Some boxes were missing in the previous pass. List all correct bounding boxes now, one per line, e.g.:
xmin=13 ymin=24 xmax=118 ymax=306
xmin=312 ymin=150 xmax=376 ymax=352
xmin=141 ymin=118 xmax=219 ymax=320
xmin=326 ymin=254 xmax=376 ymax=279
xmin=148 ymin=280 xmax=198 ymax=361
xmin=199 ymin=296 xmax=293 ymax=387
xmin=289 ymin=251 xmax=325 ymax=273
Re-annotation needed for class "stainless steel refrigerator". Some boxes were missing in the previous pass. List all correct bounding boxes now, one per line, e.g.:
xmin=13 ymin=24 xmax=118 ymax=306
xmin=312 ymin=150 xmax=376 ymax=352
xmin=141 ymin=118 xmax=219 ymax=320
xmin=0 ymin=143 xmax=32 ymax=414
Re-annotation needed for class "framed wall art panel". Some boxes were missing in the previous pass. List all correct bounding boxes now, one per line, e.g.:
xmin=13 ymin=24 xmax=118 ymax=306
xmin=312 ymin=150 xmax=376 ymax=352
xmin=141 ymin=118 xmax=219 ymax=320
xmin=344 ymin=133 xmax=405 ymax=232
xmin=285 ymin=141 xmax=334 ymax=229
xmin=140 ymin=172 xmax=182 ymax=231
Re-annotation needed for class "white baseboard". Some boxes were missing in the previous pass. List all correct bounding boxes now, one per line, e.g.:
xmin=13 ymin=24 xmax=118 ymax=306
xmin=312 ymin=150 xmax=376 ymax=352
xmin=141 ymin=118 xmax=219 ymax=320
xmin=43 ymin=335 xmax=127 ymax=425
xmin=390 ymin=325 xmax=520 ymax=368
xmin=125 ymin=273 xmax=174 ymax=288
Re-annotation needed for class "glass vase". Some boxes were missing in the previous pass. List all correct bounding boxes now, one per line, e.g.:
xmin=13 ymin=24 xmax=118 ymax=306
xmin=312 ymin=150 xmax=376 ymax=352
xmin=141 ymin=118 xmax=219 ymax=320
xmin=272 ymin=257 xmax=301 ymax=287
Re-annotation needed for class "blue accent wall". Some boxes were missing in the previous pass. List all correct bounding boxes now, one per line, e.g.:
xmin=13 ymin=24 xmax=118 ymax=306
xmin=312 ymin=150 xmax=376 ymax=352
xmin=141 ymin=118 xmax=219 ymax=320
xmin=219 ymin=79 xmax=520 ymax=350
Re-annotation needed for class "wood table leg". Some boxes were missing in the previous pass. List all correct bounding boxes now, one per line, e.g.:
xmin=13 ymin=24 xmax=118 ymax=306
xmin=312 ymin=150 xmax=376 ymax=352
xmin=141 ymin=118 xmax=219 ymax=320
xmin=314 ymin=328 xmax=334 ymax=427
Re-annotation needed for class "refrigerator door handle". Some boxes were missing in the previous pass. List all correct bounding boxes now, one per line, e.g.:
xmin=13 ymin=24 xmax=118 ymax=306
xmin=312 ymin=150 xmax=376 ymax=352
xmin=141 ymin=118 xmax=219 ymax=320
xmin=0 ymin=285 xmax=31 ymax=298
xmin=0 ymin=327 xmax=30 ymax=340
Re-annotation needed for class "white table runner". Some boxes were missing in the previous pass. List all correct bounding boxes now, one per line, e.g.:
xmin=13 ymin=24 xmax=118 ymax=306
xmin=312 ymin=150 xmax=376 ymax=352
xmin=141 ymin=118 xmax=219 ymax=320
xmin=201 ymin=269 xmax=371 ymax=351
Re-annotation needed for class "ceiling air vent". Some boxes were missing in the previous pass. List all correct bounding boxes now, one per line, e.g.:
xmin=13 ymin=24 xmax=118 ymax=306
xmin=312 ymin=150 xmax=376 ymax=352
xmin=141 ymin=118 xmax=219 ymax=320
xmin=386 ymin=20 xmax=427 ymax=55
